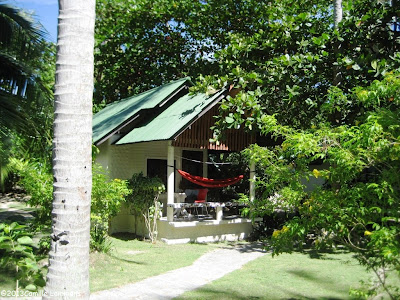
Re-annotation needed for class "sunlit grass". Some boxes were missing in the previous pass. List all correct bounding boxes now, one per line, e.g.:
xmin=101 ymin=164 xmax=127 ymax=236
xmin=177 ymin=249 xmax=374 ymax=300
xmin=90 ymin=234 xmax=220 ymax=292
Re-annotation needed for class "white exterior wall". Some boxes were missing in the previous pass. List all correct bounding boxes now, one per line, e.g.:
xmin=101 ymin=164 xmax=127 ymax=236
xmin=98 ymin=140 xmax=169 ymax=179
xmin=95 ymin=140 xmax=110 ymax=170
xmin=97 ymin=139 xmax=185 ymax=235
xmin=157 ymin=218 xmax=257 ymax=244
xmin=97 ymin=139 xmax=224 ymax=239
xmin=98 ymin=139 xmax=208 ymax=187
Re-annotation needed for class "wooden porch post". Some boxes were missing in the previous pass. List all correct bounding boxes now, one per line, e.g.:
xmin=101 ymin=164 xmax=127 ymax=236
xmin=167 ymin=141 xmax=174 ymax=221
xmin=250 ymin=161 xmax=256 ymax=202
xmin=202 ymin=149 xmax=208 ymax=178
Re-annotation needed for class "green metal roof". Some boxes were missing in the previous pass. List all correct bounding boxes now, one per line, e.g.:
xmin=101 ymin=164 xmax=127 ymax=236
xmin=115 ymin=90 xmax=225 ymax=145
xmin=93 ymin=78 xmax=190 ymax=144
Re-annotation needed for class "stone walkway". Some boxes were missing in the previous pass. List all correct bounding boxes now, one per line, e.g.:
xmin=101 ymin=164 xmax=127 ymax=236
xmin=0 ymin=193 xmax=35 ymax=224
xmin=90 ymin=242 xmax=267 ymax=300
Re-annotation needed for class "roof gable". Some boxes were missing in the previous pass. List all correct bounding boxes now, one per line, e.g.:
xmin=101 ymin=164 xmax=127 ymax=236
xmin=93 ymin=78 xmax=190 ymax=144
xmin=115 ymin=89 xmax=226 ymax=145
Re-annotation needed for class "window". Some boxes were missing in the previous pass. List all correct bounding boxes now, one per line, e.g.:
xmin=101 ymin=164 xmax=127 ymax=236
xmin=147 ymin=158 xmax=175 ymax=190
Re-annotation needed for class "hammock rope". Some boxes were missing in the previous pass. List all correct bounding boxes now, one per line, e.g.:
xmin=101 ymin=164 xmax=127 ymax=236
xmin=176 ymin=155 xmax=235 ymax=165
xmin=177 ymin=169 xmax=244 ymax=188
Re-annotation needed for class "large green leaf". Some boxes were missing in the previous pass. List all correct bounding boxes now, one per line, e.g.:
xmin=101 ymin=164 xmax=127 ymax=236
xmin=17 ymin=236 xmax=33 ymax=245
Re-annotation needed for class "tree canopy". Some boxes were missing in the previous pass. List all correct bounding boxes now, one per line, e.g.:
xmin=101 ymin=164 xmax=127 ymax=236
xmin=94 ymin=0 xmax=292 ymax=107
xmin=196 ymin=0 xmax=400 ymax=130
xmin=189 ymin=1 xmax=399 ymax=297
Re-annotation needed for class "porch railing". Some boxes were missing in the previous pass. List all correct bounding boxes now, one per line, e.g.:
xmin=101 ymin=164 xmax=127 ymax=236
xmin=166 ymin=202 xmax=246 ymax=222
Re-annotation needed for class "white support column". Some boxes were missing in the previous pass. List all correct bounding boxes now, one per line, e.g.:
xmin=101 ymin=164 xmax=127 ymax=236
xmin=167 ymin=141 xmax=175 ymax=221
xmin=250 ymin=161 xmax=256 ymax=202
xmin=216 ymin=206 xmax=223 ymax=221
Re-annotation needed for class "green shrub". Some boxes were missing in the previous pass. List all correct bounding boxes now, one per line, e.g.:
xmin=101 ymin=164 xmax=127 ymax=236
xmin=0 ymin=222 xmax=46 ymax=292
xmin=37 ymin=235 xmax=51 ymax=255
xmin=247 ymin=73 xmax=400 ymax=299
xmin=9 ymin=158 xmax=53 ymax=225
xmin=90 ymin=163 xmax=130 ymax=252
xmin=10 ymin=158 xmax=131 ymax=253
xmin=126 ymin=172 xmax=165 ymax=243
xmin=89 ymin=216 xmax=113 ymax=254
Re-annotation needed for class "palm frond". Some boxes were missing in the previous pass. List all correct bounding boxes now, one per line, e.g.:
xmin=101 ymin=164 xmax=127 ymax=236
xmin=0 ymin=2 xmax=47 ymax=46
xmin=0 ymin=90 xmax=28 ymax=134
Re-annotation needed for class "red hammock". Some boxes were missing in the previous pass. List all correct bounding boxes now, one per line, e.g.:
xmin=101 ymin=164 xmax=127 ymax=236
xmin=177 ymin=169 xmax=244 ymax=188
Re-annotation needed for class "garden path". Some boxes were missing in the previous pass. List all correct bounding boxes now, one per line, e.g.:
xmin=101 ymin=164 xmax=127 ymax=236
xmin=0 ymin=192 xmax=35 ymax=223
xmin=90 ymin=242 xmax=267 ymax=300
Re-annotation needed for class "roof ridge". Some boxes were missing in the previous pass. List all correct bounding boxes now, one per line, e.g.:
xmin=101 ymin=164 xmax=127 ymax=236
xmin=108 ymin=77 xmax=191 ymax=106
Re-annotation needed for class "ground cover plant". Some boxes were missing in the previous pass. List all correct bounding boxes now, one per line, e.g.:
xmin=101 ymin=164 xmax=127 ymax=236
xmin=0 ymin=222 xmax=45 ymax=292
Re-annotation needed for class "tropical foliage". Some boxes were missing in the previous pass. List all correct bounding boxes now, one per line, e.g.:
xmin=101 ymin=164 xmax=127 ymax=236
xmin=241 ymin=72 xmax=400 ymax=300
xmin=9 ymin=158 xmax=53 ymax=225
xmin=11 ymin=157 xmax=131 ymax=253
xmin=195 ymin=0 xmax=399 ymax=130
xmin=0 ymin=1 xmax=54 ymax=139
xmin=191 ymin=0 xmax=400 ymax=298
xmin=93 ymin=0 xmax=278 ymax=107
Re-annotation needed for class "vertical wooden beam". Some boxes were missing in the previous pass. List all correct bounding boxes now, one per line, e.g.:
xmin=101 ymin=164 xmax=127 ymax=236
xmin=203 ymin=149 xmax=208 ymax=178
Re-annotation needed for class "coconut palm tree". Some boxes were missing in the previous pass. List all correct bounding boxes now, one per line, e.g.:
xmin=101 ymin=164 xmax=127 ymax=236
xmin=0 ymin=1 xmax=47 ymax=131
xmin=43 ymin=1 xmax=95 ymax=298
xmin=0 ymin=2 xmax=53 ymax=191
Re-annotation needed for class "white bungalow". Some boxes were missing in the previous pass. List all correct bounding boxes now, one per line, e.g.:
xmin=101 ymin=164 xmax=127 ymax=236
xmin=93 ymin=78 xmax=259 ymax=244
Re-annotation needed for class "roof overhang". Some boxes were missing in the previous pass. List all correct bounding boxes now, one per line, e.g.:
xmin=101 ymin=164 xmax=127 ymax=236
xmin=92 ymin=78 xmax=191 ymax=145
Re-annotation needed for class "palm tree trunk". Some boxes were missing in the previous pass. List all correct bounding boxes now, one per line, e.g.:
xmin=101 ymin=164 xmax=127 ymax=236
xmin=334 ymin=0 xmax=342 ymax=25
xmin=333 ymin=0 xmax=343 ymax=87
xmin=44 ymin=1 xmax=95 ymax=299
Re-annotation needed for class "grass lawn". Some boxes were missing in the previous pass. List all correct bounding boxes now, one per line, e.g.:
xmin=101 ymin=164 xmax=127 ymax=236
xmin=1 ymin=196 xmax=220 ymax=293
xmin=89 ymin=234 xmax=220 ymax=292
xmin=0 ymin=269 xmax=20 ymax=293
xmin=2 ymin=233 xmax=397 ymax=299
xmin=176 ymin=249 xmax=374 ymax=300
xmin=0 ymin=234 xmax=219 ymax=293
